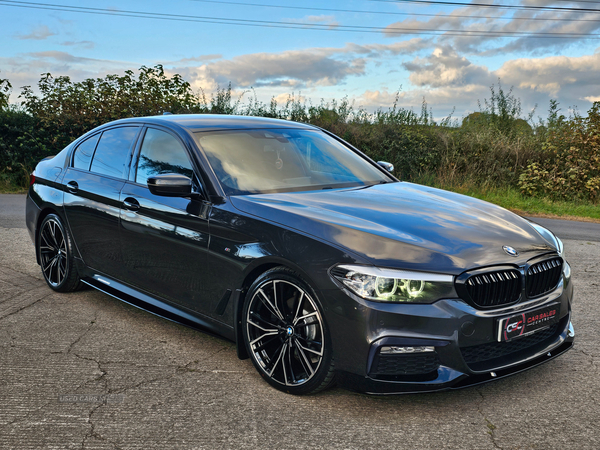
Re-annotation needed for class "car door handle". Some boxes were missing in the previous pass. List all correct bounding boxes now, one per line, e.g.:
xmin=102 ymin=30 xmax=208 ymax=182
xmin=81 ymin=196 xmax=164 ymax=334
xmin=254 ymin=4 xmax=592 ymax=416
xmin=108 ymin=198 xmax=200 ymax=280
xmin=66 ymin=181 xmax=78 ymax=194
xmin=123 ymin=197 xmax=140 ymax=212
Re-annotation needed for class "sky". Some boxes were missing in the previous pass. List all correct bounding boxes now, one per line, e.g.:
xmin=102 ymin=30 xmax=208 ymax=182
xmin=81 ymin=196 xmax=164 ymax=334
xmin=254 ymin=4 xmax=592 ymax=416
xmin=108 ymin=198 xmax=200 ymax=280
xmin=1 ymin=0 xmax=600 ymax=121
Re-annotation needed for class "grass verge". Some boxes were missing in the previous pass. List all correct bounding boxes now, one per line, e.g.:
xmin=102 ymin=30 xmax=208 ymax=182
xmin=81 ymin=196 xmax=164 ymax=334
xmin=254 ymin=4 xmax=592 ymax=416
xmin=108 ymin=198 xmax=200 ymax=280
xmin=0 ymin=175 xmax=27 ymax=194
xmin=425 ymin=180 xmax=600 ymax=223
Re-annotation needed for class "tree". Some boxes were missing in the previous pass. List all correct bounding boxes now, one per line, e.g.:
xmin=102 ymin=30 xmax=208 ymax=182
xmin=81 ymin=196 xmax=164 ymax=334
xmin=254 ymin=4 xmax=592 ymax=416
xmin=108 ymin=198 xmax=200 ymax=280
xmin=0 ymin=74 xmax=11 ymax=110
xmin=19 ymin=65 xmax=205 ymax=149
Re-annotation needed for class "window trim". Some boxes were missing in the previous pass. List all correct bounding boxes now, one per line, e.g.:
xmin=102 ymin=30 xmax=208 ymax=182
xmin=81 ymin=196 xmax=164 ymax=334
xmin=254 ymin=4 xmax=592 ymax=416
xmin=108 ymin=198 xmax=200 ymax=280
xmin=84 ymin=125 xmax=141 ymax=181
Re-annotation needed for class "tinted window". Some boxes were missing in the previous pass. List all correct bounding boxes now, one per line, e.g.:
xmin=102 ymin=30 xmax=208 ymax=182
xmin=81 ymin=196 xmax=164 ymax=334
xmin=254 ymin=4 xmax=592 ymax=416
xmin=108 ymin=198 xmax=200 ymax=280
xmin=90 ymin=127 xmax=138 ymax=178
xmin=196 ymin=129 xmax=390 ymax=195
xmin=72 ymin=134 xmax=100 ymax=170
xmin=136 ymin=128 xmax=194 ymax=185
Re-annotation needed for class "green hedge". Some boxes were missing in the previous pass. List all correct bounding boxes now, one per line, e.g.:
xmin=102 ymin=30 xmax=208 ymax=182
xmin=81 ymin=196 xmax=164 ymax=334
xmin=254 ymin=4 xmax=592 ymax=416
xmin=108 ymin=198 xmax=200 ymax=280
xmin=1 ymin=66 xmax=599 ymax=202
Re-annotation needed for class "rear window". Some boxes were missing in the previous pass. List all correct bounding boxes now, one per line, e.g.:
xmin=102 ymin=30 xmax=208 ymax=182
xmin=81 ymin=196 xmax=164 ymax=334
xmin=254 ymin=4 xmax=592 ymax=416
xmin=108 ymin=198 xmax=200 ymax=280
xmin=72 ymin=134 xmax=100 ymax=170
xmin=90 ymin=127 xmax=139 ymax=178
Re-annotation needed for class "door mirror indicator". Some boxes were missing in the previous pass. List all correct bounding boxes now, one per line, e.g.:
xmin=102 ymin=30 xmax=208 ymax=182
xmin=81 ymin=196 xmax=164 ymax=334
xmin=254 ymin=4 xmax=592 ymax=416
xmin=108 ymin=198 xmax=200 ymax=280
xmin=147 ymin=173 xmax=193 ymax=197
xmin=377 ymin=161 xmax=394 ymax=172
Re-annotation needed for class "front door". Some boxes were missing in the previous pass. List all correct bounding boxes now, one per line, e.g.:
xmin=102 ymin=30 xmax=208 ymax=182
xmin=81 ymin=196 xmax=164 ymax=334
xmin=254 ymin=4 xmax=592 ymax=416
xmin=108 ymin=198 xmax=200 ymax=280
xmin=118 ymin=127 xmax=212 ymax=315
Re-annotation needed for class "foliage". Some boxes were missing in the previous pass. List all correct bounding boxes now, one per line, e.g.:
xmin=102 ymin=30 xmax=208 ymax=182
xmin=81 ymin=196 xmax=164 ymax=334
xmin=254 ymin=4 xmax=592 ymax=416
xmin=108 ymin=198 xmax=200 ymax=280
xmin=0 ymin=108 xmax=46 ymax=188
xmin=0 ymin=74 xmax=11 ymax=110
xmin=1 ymin=67 xmax=598 ymax=208
xmin=19 ymin=65 xmax=204 ymax=150
xmin=519 ymin=102 xmax=600 ymax=201
xmin=462 ymin=82 xmax=534 ymax=137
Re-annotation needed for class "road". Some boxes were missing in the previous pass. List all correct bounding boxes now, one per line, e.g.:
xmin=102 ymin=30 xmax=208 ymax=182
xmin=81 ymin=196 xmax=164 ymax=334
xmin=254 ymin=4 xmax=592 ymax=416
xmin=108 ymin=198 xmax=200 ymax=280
xmin=0 ymin=194 xmax=26 ymax=229
xmin=1 ymin=193 xmax=599 ymax=449
xmin=3 ymin=193 xmax=600 ymax=240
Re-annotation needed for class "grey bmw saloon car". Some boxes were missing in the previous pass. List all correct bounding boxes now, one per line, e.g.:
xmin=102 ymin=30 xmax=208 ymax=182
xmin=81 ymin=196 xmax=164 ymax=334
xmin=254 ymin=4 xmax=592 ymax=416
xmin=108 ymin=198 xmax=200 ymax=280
xmin=26 ymin=114 xmax=574 ymax=394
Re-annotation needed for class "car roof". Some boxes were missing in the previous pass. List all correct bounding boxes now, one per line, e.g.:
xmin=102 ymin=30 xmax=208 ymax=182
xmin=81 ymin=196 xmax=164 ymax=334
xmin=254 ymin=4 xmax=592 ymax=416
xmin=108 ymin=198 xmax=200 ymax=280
xmin=107 ymin=114 xmax=318 ymax=133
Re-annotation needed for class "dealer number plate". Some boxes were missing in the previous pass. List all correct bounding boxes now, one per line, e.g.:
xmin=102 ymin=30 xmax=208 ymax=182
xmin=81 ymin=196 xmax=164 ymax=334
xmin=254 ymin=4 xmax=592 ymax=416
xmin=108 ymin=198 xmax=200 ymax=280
xmin=497 ymin=303 xmax=560 ymax=342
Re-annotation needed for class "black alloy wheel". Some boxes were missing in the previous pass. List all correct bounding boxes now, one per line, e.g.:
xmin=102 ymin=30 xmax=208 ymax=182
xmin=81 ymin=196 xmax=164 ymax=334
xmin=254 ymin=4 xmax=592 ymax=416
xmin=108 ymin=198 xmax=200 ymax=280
xmin=243 ymin=267 xmax=335 ymax=394
xmin=38 ymin=214 xmax=82 ymax=292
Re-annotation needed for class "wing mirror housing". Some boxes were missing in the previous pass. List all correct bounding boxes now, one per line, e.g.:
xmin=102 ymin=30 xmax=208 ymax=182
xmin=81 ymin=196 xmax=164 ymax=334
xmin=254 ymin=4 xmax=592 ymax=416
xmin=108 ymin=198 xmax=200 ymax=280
xmin=377 ymin=161 xmax=394 ymax=172
xmin=147 ymin=173 xmax=193 ymax=197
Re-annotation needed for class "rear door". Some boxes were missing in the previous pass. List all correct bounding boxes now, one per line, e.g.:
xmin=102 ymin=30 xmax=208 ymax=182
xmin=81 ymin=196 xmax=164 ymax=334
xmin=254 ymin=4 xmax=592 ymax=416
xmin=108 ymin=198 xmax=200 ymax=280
xmin=62 ymin=126 xmax=141 ymax=276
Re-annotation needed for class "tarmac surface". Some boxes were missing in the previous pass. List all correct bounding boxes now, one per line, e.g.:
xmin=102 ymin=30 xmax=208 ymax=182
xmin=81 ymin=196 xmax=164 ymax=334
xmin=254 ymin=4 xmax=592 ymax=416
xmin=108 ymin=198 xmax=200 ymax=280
xmin=1 ymin=193 xmax=599 ymax=449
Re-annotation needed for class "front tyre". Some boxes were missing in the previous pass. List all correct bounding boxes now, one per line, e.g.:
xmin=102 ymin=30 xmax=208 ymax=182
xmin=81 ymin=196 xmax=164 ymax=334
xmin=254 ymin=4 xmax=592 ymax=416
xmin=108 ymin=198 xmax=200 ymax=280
xmin=242 ymin=267 xmax=335 ymax=395
xmin=37 ymin=214 xmax=82 ymax=292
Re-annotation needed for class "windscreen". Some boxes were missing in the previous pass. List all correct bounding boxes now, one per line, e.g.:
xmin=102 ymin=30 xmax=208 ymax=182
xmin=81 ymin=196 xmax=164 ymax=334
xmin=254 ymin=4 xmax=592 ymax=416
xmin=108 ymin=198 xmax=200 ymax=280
xmin=195 ymin=128 xmax=391 ymax=195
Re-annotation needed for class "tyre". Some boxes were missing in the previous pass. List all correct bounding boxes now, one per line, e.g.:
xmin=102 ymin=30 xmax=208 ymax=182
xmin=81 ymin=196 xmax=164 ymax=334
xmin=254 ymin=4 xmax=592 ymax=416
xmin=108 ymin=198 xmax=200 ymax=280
xmin=37 ymin=214 xmax=83 ymax=292
xmin=242 ymin=267 xmax=335 ymax=394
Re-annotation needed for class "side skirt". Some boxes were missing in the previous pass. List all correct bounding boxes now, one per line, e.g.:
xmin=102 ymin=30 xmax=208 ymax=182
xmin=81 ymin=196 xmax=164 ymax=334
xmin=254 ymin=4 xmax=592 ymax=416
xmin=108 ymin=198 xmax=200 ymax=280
xmin=81 ymin=271 xmax=235 ymax=342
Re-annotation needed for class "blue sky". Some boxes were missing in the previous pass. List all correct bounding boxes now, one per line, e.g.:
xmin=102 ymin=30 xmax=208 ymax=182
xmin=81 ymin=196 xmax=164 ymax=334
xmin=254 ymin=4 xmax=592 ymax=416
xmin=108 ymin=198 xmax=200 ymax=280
xmin=1 ymin=0 xmax=600 ymax=120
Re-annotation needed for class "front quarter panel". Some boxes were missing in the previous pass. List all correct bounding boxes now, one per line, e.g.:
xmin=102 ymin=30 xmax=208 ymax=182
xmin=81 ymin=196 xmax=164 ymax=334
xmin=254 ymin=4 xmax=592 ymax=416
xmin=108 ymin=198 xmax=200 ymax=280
xmin=206 ymin=199 xmax=364 ymax=325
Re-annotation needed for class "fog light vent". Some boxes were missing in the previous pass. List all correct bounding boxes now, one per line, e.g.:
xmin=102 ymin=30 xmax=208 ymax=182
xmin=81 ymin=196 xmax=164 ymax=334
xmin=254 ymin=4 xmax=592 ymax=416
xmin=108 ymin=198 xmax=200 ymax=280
xmin=370 ymin=347 xmax=440 ymax=380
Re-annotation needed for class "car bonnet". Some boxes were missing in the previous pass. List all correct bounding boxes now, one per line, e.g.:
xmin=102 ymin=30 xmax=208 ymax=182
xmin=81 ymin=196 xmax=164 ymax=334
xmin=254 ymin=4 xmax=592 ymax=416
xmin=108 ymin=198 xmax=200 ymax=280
xmin=229 ymin=182 xmax=555 ymax=274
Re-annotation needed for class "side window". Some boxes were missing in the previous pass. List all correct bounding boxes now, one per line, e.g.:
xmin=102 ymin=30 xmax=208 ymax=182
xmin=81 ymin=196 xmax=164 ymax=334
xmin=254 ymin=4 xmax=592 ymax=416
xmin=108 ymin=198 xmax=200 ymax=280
xmin=135 ymin=128 xmax=194 ymax=185
xmin=72 ymin=134 xmax=100 ymax=170
xmin=90 ymin=127 xmax=138 ymax=178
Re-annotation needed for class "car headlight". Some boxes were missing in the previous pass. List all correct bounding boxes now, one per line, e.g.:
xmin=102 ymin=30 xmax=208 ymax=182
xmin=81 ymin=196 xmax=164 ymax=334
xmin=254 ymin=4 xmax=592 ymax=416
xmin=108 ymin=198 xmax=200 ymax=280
xmin=331 ymin=265 xmax=457 ymax=303
xmin=529 ymin=222 xmax=570 ymax=281
xmin=529 ymin=222 xmax=565 ymax=258
xmin=557 ymin=236 xmax=565 ymax=258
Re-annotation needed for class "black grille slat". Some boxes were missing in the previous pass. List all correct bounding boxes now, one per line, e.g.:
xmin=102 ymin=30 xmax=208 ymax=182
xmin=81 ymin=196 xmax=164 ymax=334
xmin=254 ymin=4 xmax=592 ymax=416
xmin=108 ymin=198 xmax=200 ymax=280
xmin=464 ymin=269 xmax=521 ymax=308
xmin=541 ymin=262 xmax=551 ymax=294
xmin=371 ymin=353 xmax=440 ymax=376
xmin=460 ymin=257 xmax=563 ymax=310
xmin=496 ymin=272 xmax=507 ymax=307
xmin=527 ymin=258 xmax=562 ymax=297
xmin=530 ymin=265 xmax=539 ymax=295
xmin=461 ymin=324 xmax=559 ymax=367
xmin=483 ymin=275 xmax=491 ymax=307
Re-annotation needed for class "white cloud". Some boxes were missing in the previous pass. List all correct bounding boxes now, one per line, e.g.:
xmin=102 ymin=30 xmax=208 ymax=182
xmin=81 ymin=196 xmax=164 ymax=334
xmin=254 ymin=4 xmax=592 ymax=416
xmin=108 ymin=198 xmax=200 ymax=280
xmin=169 ymin=40 xmax=434 ymax=94
xmin=16 ymin=25 xmax=55 ymax=40
xmin=398 ymin=47 xmax=600 ymax=116
xmin=173 ymin=48 xmax=366 ymax=91
xmin=0 ymin=51 xmax=137 ymax=95
xmin=382 ymin=5 xmax=600 ymax=55
xmin=357 ymin=89 xmax=405 ymax=108
xmin=60 ymin=41 xmax=95 ymax=49
xmin=403 ymin=47 xmax=493 ymax=88
xmin=287 ymin=15 xmax=339 ymax=30
xmin=3 ymin=33 xmax=599 ymax=120
xmin=164 ymin=54 xmax=222 ymax=65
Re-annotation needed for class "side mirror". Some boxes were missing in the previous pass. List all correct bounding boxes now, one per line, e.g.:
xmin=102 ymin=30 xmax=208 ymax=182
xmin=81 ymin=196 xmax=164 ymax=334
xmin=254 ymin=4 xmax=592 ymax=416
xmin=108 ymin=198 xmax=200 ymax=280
xmin=377 ymin=161 xmax=394 ymax=172
xmin=147 ymin=173 xmax=192 ymax=197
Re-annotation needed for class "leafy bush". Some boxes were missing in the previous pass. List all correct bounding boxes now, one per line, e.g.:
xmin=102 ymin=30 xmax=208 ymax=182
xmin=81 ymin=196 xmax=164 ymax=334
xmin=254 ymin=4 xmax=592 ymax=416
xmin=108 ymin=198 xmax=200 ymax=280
xmin=19 ymin=65 xmax=205 ymax=151
xmin=0 ymin=75 xmax=10 ymax=110
xmin=2 ymin=67 xmax=597 ymax=204
xmin=519 ymin=102 xmax=600 ymax=201
xmin=0 ymin=108 xmax=49 ymax=188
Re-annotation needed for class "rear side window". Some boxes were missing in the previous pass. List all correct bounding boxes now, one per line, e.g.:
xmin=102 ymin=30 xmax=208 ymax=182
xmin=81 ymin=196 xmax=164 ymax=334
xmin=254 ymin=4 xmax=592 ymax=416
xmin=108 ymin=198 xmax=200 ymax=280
xmin=72 ymin=134 xmax=100 ymax=170
xmin=135 ymin=128 xmax=194 ymax=185
xmin=90 ymin=127 xmax=138 ymax=178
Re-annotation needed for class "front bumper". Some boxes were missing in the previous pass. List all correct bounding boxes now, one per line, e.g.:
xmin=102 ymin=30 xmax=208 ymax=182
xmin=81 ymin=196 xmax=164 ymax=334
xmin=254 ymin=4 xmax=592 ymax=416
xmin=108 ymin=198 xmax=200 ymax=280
xmin=324 ymin=274 xmax=574 ymax=394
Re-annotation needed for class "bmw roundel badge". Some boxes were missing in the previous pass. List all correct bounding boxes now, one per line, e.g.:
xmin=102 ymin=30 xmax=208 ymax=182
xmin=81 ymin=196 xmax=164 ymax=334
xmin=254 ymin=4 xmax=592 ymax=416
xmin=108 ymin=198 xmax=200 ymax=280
xmin=503 ymin=245 xmax=519 ymax=257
